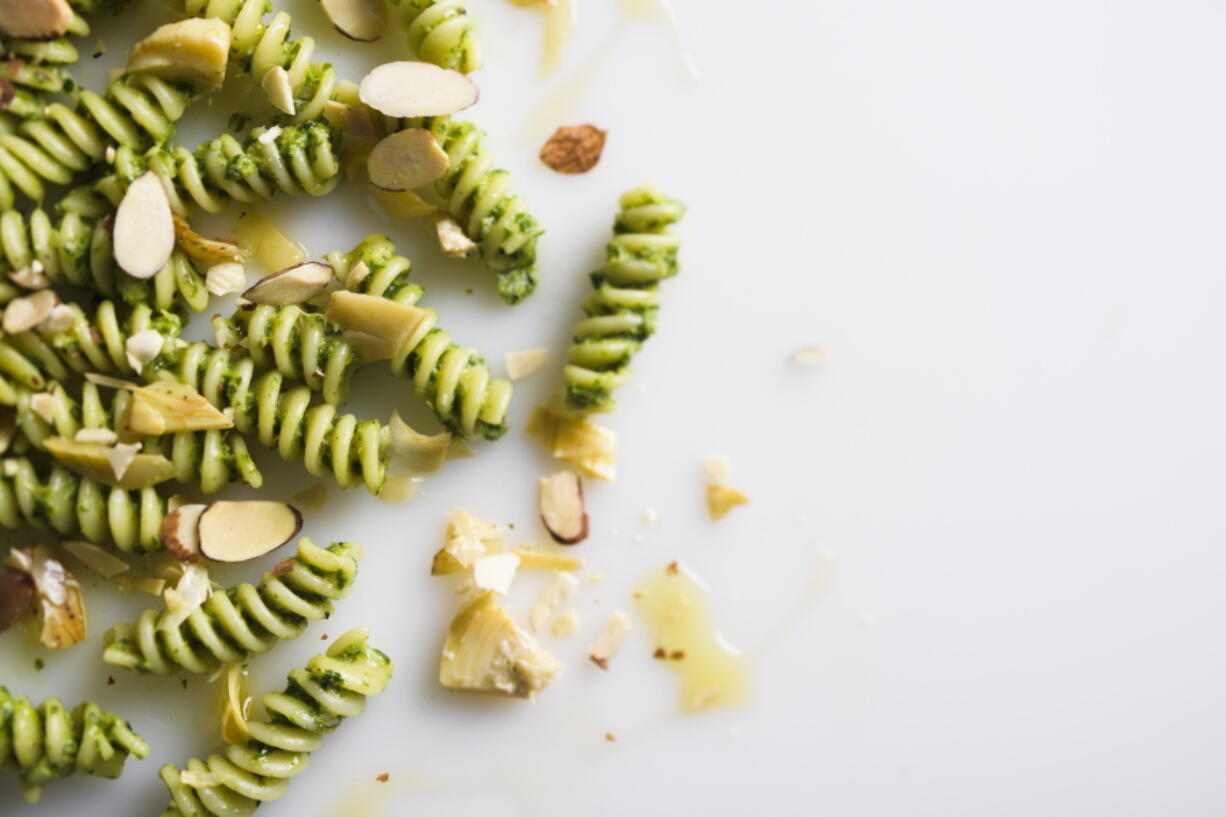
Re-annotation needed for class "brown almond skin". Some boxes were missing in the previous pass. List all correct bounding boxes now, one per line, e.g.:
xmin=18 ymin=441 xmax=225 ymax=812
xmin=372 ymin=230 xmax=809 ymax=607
xmin=541 ymin=473 xmax=589 ymax=545
xmin=0 ymin=567 xmax=34 ymax=633
xmin=160 ymin=505 xmax=205 ymax=562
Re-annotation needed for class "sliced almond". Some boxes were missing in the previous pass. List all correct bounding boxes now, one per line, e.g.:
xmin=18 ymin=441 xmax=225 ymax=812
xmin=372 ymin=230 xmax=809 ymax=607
xmin=174 ymin=216 xmax=249 ymax=267
xmin=42 ymin=304 xmax=76 ymax=333
xmin=206 ymin=262 xmax=247 ymax=296
xmin=472 ymin=553 xmax=520 ymax=595
xmin=433 ymin=213 xmax=476 ymax=257
xmin=127 ymin=18 xmax=231 ymax=91
xmin=62 ymin=540 xmax=130 ymax=578
xmin=261 ymin=66 xmax=295 ymax=115
xmin=321 ymin=0 xmax=387 ymax=41
xmin=114 ymin=172 xmax=174 ymax=280
xmin=127 ymin=382 xmax=232 ymax=435
xmin=327 ymin=291 xmax=427 ymax=360
xmin=0 ymin=0 xmax=73 ymax=40
xmin=107 ymin=442 xmax=142 ymax=482
xmin=197 ymin=501 xmax=302 ymax=563
xmin=505 ymin=348 xmax=549 ymax=380
xmin=588 ymin=609 xmax=632 ymax=670
xmin=367 ymin=128 xmax=450 ymax=192
xmin=4 ymin=289 xmax=58 ymax=333
xmin=539 ymin=470 xmax=589 ymax=545
xmin=124 ymin=328 xmax=165 ymax=373
xmin=358 ymin=61 xmax=479 ymax=118
xmin=540 ymin=124 xmax=608 ymax=174
xmin=9 ymin=264 xmax=49 ymax=290
xmin=0 ymin=566 xmax=35 ymax=634
xmin=160 ymin=503 xmax=207 ymax=562
xmin=242 ymin=261 xmax=333 ymax=305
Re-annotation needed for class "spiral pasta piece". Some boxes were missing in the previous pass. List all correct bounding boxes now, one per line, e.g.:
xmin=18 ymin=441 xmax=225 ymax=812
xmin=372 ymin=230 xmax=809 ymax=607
xmin=326 ymin=235 xmax=511 ymax=438
xmin=159 ymin=626 xmax=391 ymax=816
xmin=0 ymin=457 xmax=171 ymax=553
xmin=13 ymin=381 xmax=262 ymax=493
xmin=0 ymin=208 xmax=209 ymax=312
xmin=0 ymin=12 xmax=90 ymax=93
xmin=144 ymin=341 xmax=388 ymax=493
xmin=396 ymin=0 xmax=481 ymax=73
xmin=0 ymin=71 xmax=193 ymax=210
xmin=0 ymin=686 xmax=150 ymax=804
xmin=177 ymin=0 xmax=336 ymax=121
xmin=98 ymin=120 xmax=340 ymax=216
xmin=563 ymin=185 xmax=685 ymax=414
xmin=212 ymin=304 xmax=360 ymax=405
xmin=103 ymin=538 xmax=363 ymax=674
xmin=0 ymin=300 xmax=181 ymax=404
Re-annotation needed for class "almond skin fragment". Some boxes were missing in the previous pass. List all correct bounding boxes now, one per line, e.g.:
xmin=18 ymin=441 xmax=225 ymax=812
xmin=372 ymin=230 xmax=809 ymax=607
xmin=0 ymin=567 xmax=34 ymax=634
xmin=242 ymin=261 xmax=333 ymax=305
xmin=540 ymin=124 xmax=608 ymax=174
xmin=114 ymin=172 xmax=175 ymax=279
xmin=197 ymin=501 xmax=302 ymax=563
xmin=367 ymin=129 xmax=450 ymax=192
xmin=358 ymin=61 xmax=479 ymax=118
xmin=321 ymin=0 xmax=387 ymax=41
xmin=0 ymin=0 xmax=73 ymax=40
xmin=539 ymin=470 xmax=589 ymax=545
xmin=161 ymin=504 xmax=207 ymax=562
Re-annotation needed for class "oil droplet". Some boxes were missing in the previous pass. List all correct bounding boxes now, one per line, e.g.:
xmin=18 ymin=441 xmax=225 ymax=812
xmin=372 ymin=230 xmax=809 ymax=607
xmin=635 ymin=563 xmax=750 ymax=712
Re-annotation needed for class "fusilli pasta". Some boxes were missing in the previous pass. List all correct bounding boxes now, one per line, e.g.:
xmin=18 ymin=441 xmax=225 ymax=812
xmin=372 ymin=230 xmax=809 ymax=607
xmin=0 ymin=686 xmax=150 ymax=804
xmin=396 ymin=0 xmax=481 ymax=73
xmin=158 ymin=626 xmax=392 ymax=816
xmin=103 ymin=538 xmax=363 ymax=674
xmin=563 ymin=185 xmax=685 ymax=413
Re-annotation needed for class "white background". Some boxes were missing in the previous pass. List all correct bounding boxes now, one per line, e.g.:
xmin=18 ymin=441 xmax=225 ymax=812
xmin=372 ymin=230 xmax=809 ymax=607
xmin=3 ymin=0 xmax=1225 ymax=814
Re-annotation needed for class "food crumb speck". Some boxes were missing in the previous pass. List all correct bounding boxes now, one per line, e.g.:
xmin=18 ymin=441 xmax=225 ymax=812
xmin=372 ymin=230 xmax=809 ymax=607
xmin=34 ymin=658 xmax=44 ymax=672
xmin=107 ymin=676 xmax=115 ymax=686
xmin=665 ymin=561 xmax=679 ymax=575
xmin=604 ymin=733 xmax=616 ymax=742
xmin=652 ymin=647 xmax=666 ymax=659
xmin=376 ymin=773 xmax=389 ymax=783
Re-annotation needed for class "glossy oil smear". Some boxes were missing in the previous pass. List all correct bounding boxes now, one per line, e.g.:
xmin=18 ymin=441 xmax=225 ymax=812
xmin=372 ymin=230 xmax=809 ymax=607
xmin=635 ymin=563 xmax=750 ymax=712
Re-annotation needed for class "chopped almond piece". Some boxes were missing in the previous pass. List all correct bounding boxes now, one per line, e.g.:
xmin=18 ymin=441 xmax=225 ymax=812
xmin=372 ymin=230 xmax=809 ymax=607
xmin=588 ymin=610 xmax=632 ymax=670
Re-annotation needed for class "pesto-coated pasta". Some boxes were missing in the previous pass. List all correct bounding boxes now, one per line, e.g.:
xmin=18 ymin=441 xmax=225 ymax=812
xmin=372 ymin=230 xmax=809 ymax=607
xmin=0 ymin=457 xmax=171 ymax=553
xmin=396 ymin=0 xmax=481 ymax=73
xmin=0 ymin=12 xmax=90 ymax=92
xmin=144 ymin=341 xmax=388 ymax=493
xmin=0 ymin=208 xmax=209 ymax=312
xmin=98 ymin=121 xmax=340 ymax=216
xmin=177 ymin=0 xmax=336 ymax=121
xmin=212 ymin=304 xmax=360 ymax=405
xmin=103 ymin=538 xmax=363 ymax=674
xmin=0 ymin=686 xmax=150 ymax=804
xmin=13 ymin=381 xmax=262 ymax=493
xmin=0 ymin=301 xmax=181 ymax=404
xmin=326 ymin=235 xmax=512 ymax=438
xmin=563 ymin=185 xmax=685 ymax=414
xmin=0 ymin=72 xmax=193 ymax=210
xmin=159 ymin=626 xmax=392 ymax=816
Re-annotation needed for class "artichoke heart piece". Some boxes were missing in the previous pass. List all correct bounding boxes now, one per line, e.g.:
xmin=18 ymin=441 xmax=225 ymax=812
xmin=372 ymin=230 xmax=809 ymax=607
xmin=440 ymin=592 xmax=561 ymax=698
xmin=127 ymin=382 xmax=233 ymax=435
xmin=126 ymin=19 xmax=232 ymax=92
xmin=43 ymin=437 xmax=175 ymax=490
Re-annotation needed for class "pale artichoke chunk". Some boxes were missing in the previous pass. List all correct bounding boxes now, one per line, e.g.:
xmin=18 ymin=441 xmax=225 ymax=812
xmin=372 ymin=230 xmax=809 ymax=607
xmin=43 ymin=437 xmax=175 ymax=490
xmin=440 ymin=592 xmax=562 ymax=698
xmin=127 ymin=19 xmax=231 ymax=92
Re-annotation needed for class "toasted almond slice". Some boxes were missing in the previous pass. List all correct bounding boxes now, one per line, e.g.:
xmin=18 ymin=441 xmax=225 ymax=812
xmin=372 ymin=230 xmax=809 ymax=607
xmin=358 ymin=61 xmax=479 ymax=118
xmin=161 ymin=503 xmax=206 ymax=562
xmin=206 ymin=262 xmax=247 ymax=296
xmin=197 ymin=501 xmax=302 ymax=563
xmin=4 ymin=289 xmax=58 ymax=334
xmin=9 ymin=264 xmax=49 ymax=290
xmin=322 ymin=0 xmax=387 ymax=41
xmin=0 ymin=0 xmax=73 ymax=40
xmin=588 ymin=609 xmax=632 ymax=670
xmin=114 ymin=172 xmax=174 ymax=279
xmin=539 ymin=470 xmax=589 ymax=545
xmin=261 ymin=66 xmax=295 ymax=115
xmin=505 ymin=348 xmax=549 ymax=380
xmin=174 ymin=216 xmax=249 ymax=267
xmin=433 ymin=213 xmax=476 ymax=257
xmin=243 ymin=261 xmax=333 ymax=305
xmin=125 ymin=328 xmax=164 ymax=373
xmin=327 ymin=291 xmax=427 ymax=360
xmin=472 ymin=553 xmax=520 ymax=595
xmin=367 ymin=129 xmax=450 ymax=192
